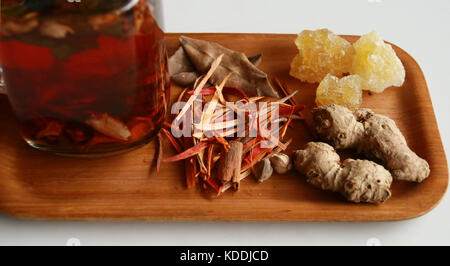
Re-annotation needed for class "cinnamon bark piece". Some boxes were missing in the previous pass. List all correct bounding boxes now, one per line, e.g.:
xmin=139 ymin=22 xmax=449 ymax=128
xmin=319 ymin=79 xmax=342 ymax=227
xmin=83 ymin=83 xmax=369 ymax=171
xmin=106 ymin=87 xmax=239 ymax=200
xmin=218 ymin=141 xmax=244 ymax=187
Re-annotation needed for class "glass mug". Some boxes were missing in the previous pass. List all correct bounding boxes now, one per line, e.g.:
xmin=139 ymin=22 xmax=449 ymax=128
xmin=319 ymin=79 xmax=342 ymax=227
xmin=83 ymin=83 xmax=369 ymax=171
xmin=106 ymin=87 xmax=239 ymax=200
xmin=0 ymin=0 xmax=169 ymax=156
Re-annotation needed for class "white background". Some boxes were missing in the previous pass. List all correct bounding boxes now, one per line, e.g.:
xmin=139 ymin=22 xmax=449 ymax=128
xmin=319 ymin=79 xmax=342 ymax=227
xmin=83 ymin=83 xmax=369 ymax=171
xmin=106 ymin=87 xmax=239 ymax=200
xmin=1 ymin=0 xmax=450 ymax=246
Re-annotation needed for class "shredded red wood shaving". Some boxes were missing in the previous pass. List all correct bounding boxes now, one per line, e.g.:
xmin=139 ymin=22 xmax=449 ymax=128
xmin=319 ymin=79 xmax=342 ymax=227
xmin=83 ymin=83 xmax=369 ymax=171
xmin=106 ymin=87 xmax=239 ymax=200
xmin=278 ymin=105 xmax=306 ymax=116
xmin=188 ymin=86 xmax=249 ymax=101
xmin=161 ymin=59 xmax=307 ymax=195
xmin=214 ymin=136 xmax=230 ymax=152
xmin=186 ymin=158 xmax=198 ymax=189
xmin=162 ymin=141 xmax=209 ymax=162
xmin=206 ymin=144 xmax=214 ymax=178
xmin=156 ymin=132 xmax=163 ymax=173
xmin=205 ymin=177 xmax=221 ymax=193
xmin=161 ymin=128 xmax=183 ymax=153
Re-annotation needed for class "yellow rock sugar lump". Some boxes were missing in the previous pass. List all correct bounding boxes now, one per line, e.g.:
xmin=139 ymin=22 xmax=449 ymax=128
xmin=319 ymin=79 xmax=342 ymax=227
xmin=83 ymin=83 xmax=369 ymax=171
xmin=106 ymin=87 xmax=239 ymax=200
xmin=315 ymin=74 xmax=364 ymax=110
xmin=351 ymin=31 xmax=405 ymax=93
xmin=290 ymin=29 xmax=355 ymax=83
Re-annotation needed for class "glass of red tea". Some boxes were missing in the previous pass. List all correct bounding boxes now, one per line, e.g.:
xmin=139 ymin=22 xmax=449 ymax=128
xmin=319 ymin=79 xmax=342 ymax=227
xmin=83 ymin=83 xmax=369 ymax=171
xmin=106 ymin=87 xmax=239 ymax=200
xmin=0 ymin=0 xmax=169 ymax=156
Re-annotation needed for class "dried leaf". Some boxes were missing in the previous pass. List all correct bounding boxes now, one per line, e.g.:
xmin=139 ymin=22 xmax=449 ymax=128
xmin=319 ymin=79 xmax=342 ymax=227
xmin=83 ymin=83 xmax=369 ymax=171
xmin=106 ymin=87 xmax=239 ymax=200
xmin=248 ymin=54 xmax=262 ymax=67
xmin=169 ymin=42 xmax=265 ymax=89
xmin=171 ymin=72 xmax=199 ymax=87
xmin=180 ymin=36 xmax=279 ymax=97
xmin=168 ymin=46 xmax=197 ymax=75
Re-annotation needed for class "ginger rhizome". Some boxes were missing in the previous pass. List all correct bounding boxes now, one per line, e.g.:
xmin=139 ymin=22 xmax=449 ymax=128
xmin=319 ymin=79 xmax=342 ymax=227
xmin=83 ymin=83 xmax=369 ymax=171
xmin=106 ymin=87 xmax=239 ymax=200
xmin=294 ymin=142 xmax=392 ymax=204
xmin=313 ymin=104 xmax=430 ymax=182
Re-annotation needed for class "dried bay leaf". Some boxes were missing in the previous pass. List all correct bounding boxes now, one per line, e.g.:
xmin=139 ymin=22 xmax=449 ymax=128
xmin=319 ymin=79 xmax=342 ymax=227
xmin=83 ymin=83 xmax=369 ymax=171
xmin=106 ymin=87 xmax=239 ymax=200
xmin=248 ymin=54 xmax=262 ymax=67
xmin=169 ymin=45 xmax=264 ymax=89
xmin=168 ymin=46 xmax=199 ymax=86
xmin=169 ymin=46 xmax=196 ymax=75
xmin=171 ymin=72 xmax=199 ymax=87
xmin=175 ymin=36 xmax=278 ymax=97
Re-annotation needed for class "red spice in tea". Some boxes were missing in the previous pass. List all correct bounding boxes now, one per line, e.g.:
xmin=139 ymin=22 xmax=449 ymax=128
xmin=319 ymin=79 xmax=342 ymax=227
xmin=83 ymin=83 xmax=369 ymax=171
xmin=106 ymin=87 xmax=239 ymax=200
xmin=0 ymin=0 xmax=170 ymax=155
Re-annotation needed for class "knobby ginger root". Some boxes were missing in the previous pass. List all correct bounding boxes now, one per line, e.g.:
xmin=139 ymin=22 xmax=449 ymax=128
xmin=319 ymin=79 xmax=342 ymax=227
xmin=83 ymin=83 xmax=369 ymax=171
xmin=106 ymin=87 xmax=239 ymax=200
xmin=313 ymin=104 xmax=430 ymax=182
xmin=294 ymin=142 xmax=392 ymax=204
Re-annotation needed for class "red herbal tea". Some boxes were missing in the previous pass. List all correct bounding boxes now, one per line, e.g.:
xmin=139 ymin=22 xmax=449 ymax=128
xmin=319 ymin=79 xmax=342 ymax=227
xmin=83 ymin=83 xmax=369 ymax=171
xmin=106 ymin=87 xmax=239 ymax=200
xmin=0 ymin=0 xmax=169 ymax=156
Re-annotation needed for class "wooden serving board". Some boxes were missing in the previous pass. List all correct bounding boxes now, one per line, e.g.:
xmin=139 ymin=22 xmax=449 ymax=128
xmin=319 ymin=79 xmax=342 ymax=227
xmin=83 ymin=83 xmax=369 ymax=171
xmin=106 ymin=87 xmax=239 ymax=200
xmin=0 ymin=33 xmax=447 ymax=221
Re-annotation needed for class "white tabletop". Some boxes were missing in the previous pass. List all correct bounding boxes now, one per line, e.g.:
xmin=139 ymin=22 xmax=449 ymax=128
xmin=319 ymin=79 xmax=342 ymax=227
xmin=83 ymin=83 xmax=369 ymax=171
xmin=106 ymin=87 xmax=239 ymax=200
xmin=1 ymin=0 xmax=449 ymax=246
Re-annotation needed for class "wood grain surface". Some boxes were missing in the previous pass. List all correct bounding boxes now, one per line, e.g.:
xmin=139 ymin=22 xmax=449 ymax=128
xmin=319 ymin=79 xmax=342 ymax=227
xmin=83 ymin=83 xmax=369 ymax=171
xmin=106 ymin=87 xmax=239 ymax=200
xmin=0 ymin=33 xmax=447 ymax=221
